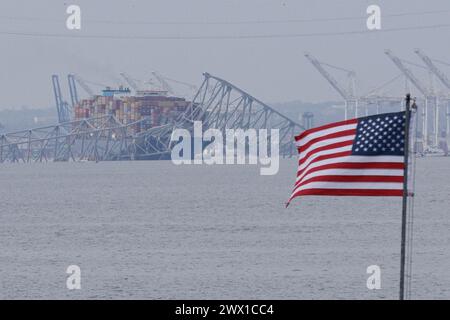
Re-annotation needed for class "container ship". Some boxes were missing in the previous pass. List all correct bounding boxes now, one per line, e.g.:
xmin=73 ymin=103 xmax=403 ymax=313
xmin=73 ymin=86 xmax=191 ymax=134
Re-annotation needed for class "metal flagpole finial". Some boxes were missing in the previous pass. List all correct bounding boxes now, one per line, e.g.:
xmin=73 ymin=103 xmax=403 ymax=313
xmin=405 ymin=93 xmax=411 ymax=109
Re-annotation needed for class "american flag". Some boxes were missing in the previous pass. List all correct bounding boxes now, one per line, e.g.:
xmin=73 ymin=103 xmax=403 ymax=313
xmin=287 ymin=111 xmax=408 ymax=206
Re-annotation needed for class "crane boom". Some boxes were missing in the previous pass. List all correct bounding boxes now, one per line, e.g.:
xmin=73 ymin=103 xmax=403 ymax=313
xmin=72 ymin=74 xmax=95 ymax=97
xmin=385 ymin=50 xmax=429 ymax=96
xmin=414 ymin=49 xmax=450 ymax=90
xmin=161 ymin=76 xmax=197 ymax=91
xmin=67 ymin=74 xmax=79 ymax=108
xmin=119 ymin=72 xmax=140 ymax=91
xmin=52 ymin=75 xmax=70 ymax=123
xmin=151 ymin=71 xmax=174 ymax=95
xmin=304 ymin=52 xmax=353 ymax=99
xmin=52 ymin=75 xmax=63 ymax=121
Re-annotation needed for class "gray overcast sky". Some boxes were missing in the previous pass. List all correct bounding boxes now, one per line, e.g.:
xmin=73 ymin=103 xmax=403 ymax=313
xmin=1 ymin=0 xmax=450 ymax=109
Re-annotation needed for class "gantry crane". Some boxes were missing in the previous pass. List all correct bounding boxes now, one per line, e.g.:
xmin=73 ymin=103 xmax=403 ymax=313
xmin=360 ymin=73 xmax=406 ymax=115
xmin=71 ymin=74 xmax=95 ymax=97
xmin=414 ymin=49 xmax=450 ymax=90
xmin=151 ymin=71 xmax=174 ymax=95
xmin=67 ymin=74 xmax=79 ymax=108
xmin=385 ymin=49 xmax=438 ymax=149
xmin=119 ymin=72 xmax=140 ymax=92
xmin=159 ymin=75 xmax=197 ymax=92
xmin=415 ymin=49 xmax=450 ymax=142
xmin=52 ymin=75 xmax=71 ymax=123
xmin=304 ymin=52 xmax=357 ymax=119
xmin=149 ymin=71 xmax=199 ymax=98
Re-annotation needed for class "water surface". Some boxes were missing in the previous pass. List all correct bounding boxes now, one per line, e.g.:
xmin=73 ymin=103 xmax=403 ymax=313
xmin=0 ymin=158 xmax=449 ymax=299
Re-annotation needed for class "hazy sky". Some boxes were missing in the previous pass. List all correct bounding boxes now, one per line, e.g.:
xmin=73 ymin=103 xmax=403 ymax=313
xmin=1 ymin=0 xmax=450 ymax=109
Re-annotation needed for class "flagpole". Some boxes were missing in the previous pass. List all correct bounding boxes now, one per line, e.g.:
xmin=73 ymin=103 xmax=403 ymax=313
xmin=399 ymin=93 xmax=412 ymax=300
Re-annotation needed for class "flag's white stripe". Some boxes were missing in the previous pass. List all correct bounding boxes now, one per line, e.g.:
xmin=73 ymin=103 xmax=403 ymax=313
xmin=296 ymin=155 xmax=403 ymax=182
xmin=298 ymin=135 xmax=355 ymax=162
xmin=292 ymin=181 xmax=403 ymax=195
xmin=300 ymin=168 xmax=404 ymax=183
xmin=298 ymin=145 xmax=353 ymax=171
xmin=297 ymin=123 xmax=357 ymax=147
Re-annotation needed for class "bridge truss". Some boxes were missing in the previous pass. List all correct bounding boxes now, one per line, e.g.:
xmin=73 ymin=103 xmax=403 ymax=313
xmin=0 ymin=73 xmax=303 ymax=163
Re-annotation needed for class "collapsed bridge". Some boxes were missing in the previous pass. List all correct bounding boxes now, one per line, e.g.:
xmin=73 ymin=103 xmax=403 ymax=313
xmin=0 ymin=73 xmax=304 ymax=163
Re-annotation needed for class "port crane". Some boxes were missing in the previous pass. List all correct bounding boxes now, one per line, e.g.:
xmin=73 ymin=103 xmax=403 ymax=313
xmin=304 ymin=52 xmax=357 ymax=119
xmin=361 ymin=73 xmax=406 ymax=115
xmin=1 ymin=72 xmax=303 ymax=163
xmin=414 ymin=49 xmax=450 ymax=141
xmin=151 ymin=71 xmax=175 ymax=95
xmin=71 ymin=74 xmax=95 ymax=98
xmin=385 ymin=50 xmax=438 ymax=150
xmin=67 ymin=74 xmax=79 ymax=108
xmin=52 ymin=75 xmax=71 ymax=123
xmin=120 ymin=72 xmax=140 ymax=92
xmin=159 ymin=75 xmax=197 ymax=92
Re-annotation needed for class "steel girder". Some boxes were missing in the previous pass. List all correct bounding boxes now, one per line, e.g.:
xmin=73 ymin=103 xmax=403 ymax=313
xmin=132 ymin=72 xmax=305 ymax=159
xmin=1 ymin=73 xmax=304 ymax=163
xmin=0 ymin=116 xmax=141 ymax=163
xmin=171 ymin=73 xmax=305 ymax=157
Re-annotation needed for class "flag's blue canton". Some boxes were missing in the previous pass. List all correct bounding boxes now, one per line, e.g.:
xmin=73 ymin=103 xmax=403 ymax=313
xmin=352 ymin=111 xmax=406 ymax=156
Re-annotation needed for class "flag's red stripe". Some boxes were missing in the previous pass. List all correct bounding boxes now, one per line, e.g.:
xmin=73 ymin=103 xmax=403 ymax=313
xmin=294 ymin=175 xmax=404 ymax=189
xmin=298 ymin=140 xmax=354 ymax=166
xmin=297 ymin=151 xmax=353 ymax=176
xmin=295 ymin=118 xmax=358 ymax=141
xmin=290 ymin=188 xmax=404 ymax=198
xmin=297 ymin=161 xmax=404 ymax=178
xmin=297 ymin=129 xmax=356 ymax=152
